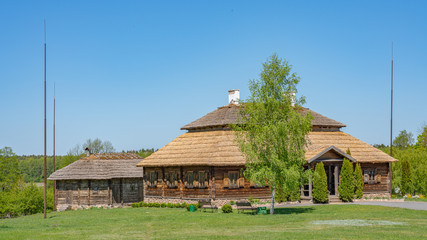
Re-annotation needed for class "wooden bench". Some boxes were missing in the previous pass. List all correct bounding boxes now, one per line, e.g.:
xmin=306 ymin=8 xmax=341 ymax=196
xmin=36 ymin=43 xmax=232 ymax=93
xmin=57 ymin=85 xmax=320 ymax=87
xmin=198 ymin=199 xmax=218 ymax=212
xmin=236 ymin=200 xmax=257 ymax=214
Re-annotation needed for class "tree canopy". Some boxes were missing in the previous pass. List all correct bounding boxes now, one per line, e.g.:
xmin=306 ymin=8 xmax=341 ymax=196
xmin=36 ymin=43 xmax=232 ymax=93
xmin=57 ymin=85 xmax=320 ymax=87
xmin=393 ymin=130 xmax=414 ymax=149
xmin=233 ymin=54 xmax=312 ymax=214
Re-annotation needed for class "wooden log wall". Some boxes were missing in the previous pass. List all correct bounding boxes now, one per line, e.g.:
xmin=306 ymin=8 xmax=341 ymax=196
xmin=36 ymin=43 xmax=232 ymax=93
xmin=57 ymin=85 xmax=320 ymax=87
xmin=361 ymin=163 xmax=390 ymax=194
xmin=56 ymin=178 xmax=143 ymax=207
xmin=143 ymin=166 xmax=271 ymax=200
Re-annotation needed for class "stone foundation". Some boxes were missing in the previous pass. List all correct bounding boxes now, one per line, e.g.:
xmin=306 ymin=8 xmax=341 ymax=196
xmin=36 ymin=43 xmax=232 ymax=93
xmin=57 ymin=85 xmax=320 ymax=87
xmin=56 ymin=203 xmax=131 ymax=212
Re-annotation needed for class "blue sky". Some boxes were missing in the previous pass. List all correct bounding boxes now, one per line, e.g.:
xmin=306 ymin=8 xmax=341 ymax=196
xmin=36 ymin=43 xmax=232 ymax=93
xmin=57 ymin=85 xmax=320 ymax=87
xmin=1 ymin=1 xmax=426 ymax=155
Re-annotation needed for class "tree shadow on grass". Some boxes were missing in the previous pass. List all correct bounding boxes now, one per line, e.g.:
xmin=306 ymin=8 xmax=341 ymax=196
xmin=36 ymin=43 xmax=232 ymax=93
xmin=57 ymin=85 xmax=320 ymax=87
xmin=267 ymin=207 xmax=315 ymax=215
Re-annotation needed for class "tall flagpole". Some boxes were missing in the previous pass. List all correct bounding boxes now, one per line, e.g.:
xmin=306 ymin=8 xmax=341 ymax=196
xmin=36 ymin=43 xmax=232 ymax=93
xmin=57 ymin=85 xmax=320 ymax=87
xmin=43 ymin=20 xmax=47 ymax=219
xmin=53 ymin=83 xmax=56 ymax=211
xmin=389 ymin=42 xmax=394 ymax=196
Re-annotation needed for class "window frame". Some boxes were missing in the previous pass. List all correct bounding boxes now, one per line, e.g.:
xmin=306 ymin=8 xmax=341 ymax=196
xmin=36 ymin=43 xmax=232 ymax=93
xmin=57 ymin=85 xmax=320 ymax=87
xmin=228 ymin=171 xmax=239 ymax=189
xmin=147 ymin=171 xmax=158 ymax=188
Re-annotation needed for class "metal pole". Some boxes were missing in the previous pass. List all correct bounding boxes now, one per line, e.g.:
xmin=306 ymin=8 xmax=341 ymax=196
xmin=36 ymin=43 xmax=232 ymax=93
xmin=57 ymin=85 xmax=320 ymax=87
xmin=53 ymin=83 xmax=56 ymax=211
xmin=43 ymin=19 xmax=47 ymax=219
xmin=390 ymin=42 xmax=394 ymax=196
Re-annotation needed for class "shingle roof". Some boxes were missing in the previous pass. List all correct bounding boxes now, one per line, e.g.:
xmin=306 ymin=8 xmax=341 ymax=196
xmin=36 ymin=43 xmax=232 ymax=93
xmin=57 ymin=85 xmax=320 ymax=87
xmin=137 ymin=130 xmax=397 ymax=167
xmin=48 ymin=153 xmax=144 ymax=180
xmin=180 ymin=104 xmax=346 ymax=130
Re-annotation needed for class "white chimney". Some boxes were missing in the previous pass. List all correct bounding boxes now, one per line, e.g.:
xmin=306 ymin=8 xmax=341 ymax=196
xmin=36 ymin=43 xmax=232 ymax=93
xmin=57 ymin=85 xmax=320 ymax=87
xmin=290 ymin=91 xmax=296 ymax=107
xmin=228 ymin=89 xmax=240 ymax=104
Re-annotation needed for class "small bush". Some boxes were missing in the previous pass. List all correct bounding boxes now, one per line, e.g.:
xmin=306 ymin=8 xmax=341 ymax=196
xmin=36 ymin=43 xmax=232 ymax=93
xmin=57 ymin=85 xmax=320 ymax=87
xmin=221 ymin=204 xmax=233 ymax=213
xmin=338 ymin=158 xmax=354 ymax=202
xmin=181 ymin=202 xmax=187 ymax=208
xmin=166 ymin=203 xmax=173 ymax=208
xmin=229 ymin=201 xmax=235 ymax=205
xmin=174 ymin=203 xmax=182 ymax=208
xmin=354 ymin=163 xmax=364 ymax=199
xmin=131 ymin=203 xmax=138 ymax=208
xmin=160 ymin=203 xmax=166 ymax=208
xmin=313 ymin=162 xmax=328 ymax=203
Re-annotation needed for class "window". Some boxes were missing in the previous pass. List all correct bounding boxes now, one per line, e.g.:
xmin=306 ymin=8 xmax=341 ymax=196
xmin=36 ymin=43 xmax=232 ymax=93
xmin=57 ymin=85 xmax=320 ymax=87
xmin=199 ymin=171 xmax=208 ymax=188
xmin=229 ymin=172 xmax=239 ymax=188
xmin=185 ymin=171 xmax=194 ymax=188
xmin=148 ymin=171 xmax=158 ymax=188
xmin=364 ymin=168 xmax=378 ymax=184
xmin=93 ymin=186 xmax=98 ymax=193
xmin=167 ymin=172 xmax=178 ymax=188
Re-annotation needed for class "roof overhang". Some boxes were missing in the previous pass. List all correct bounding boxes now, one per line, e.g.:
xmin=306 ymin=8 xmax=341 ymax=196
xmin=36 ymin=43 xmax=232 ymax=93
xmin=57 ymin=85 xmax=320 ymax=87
xmin=307 ymin=145 xmax=356 ymax=164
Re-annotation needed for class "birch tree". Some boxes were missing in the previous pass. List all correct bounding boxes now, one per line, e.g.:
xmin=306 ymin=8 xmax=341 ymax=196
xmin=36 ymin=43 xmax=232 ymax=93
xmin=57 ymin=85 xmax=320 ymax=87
xmin=233 ymin=54 xmax=312 ymax=214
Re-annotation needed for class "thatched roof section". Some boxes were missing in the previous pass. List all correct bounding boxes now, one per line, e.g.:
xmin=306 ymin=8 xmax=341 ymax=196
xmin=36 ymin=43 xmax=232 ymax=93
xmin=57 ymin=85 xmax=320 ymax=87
xmin=137 ymin=130 xmax=396 ymax=167
xmin=306 ymin=131 xmax=397 ymax=163
xmin=48 ymin=153 xmax=143 ymax=180
xmin=181 ymin=104 xmax=346 ymax=130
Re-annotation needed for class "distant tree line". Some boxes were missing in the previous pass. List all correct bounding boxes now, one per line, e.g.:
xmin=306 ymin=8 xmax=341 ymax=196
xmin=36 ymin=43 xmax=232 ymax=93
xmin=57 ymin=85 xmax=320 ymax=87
xmin=376 ymin=125 xmax=427 ymax=196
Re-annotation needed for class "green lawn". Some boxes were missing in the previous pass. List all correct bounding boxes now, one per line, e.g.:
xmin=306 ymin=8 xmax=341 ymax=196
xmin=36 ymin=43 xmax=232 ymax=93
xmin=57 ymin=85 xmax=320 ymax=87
xmin=0 ymin=205 xmax=426 ymax=239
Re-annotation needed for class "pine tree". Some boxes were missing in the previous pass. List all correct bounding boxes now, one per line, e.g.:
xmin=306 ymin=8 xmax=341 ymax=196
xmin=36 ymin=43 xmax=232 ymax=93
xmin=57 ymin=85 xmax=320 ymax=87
xmin=401 ymin=159 xmax=414 ymax=195
xmin=312 ymin=162 xmax=328 ymax=203
xmin=338 ymin=159 xmax=354 ymax=202
xmin=354 ymin=163 xmax=363 ymax=199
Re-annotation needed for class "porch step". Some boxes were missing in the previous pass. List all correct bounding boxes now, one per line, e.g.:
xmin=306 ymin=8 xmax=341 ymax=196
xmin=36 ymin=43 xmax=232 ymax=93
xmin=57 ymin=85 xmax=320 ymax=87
xmin=329 ymin=196 xmax=342 ymax=203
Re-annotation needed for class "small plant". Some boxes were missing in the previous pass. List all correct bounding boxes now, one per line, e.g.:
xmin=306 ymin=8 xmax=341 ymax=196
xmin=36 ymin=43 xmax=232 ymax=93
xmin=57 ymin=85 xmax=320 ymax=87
xmin=407 ymin=194 xmax=412 ymax=199
xmin=253 ymin=199 xmax=260 ymax=204
xmin=131 ymin=203 xmax=138 ymax=208
xmin=160 ymin=203 xmax=166 ymax=208
xmin=221 ymin=204 xmax=233 ymax=213
xmin=229 ymin=201 xmax=235 ymax=205
xmin=248 ymin=197 xmax=254 ymax=203
xmin=167 ymin=203 xmax=173 ymax=208
xmin=181 ymin=202 xmax=187 ymax=208
xmin=313 ymin=162 xmax=328 ymax=203
xmin=174 ymin=203 xmax=182 ymax=208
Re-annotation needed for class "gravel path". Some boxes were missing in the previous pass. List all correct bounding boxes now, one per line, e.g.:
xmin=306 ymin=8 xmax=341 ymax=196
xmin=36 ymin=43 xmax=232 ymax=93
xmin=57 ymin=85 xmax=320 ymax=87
xmin=273 ymin=201 xmax=427 ymax=211
xmin=352 ymin=201 xmax=427 ymax=211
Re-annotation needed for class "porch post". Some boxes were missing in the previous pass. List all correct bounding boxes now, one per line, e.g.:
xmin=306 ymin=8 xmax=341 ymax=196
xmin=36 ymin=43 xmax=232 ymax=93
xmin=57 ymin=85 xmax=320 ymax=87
xmin=334 ymin=165 xmax=339 ymax=196
xmin=308 ymin=165 xmax=312 ymax=198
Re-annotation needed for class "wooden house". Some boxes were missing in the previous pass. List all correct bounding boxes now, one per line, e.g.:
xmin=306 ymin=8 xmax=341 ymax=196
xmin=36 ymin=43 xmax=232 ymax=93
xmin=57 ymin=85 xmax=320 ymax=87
xmin=48 ymin=153 xmax=143 ymax=210
xmin=137 ymin=90 xmax=397 ymax=203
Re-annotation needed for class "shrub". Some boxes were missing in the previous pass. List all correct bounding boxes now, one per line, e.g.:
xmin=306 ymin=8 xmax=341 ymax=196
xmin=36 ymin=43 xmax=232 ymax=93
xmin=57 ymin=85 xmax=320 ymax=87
xmin=166 ymin=203 xmax=174 ymax=208
xmin=174 ymin=203 xmax=182 ymax=208
xmin=354 ymin=163 xmax=363 ymax=199
xmin=153 ymin=203 xmax=161 ymax=208
xmin=338 ymin=158 xmax=354 ymax=202
xmin=181 ymin=202 xmax=187 ymax=208
xmin=229 ymin=201 xmax=235 ymax=205
xmin=160 ymin=203 xmax=166 ymax=208
xmin=312 ymin=162 xmax=328 ymax=203
xmin=142 ymin=202 xmax=148 ymax=207
xmin=131 ymin=203 xmax=138 ymax=208
xmin=401 ymin=159 xmax=414 ymax=195
xmin=221 ymin=204 xmax=233 ymax=213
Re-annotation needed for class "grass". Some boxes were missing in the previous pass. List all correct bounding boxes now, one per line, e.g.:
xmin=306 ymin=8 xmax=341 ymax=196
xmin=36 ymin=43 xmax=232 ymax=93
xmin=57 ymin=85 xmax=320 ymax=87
xmin=0 ymin=205 xmax=426 ymax=239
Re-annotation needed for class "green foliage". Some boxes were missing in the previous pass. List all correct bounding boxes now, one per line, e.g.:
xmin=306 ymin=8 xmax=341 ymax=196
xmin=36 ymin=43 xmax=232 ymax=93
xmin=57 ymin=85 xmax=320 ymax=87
xmin=393 ymin=130 xmax=414 ymax=149
xmin=377 ymin=146 xmax=426 ymax=195
xmin=229 ymin=201 xmax=235 ymax=205
xmin=415 ymin=125 xmax=427 ymax=149
xmin=312 ymin=162 xmax=328 ymax=203
xmin=221 ymin=204 xmax=233 ymax=213
xmin=338 ymin=159 xmax=354 ymax=202
xmin=233 ymin=54 xmax=313 ymax=213
xmin=0 ymin=147 xmax=20 ymax=191
xmin=160 ymin=203 xmax=167 ymax=208
xmin=401 ymin=159 xmax=414 ymax=195
xmin=354 ymin=163 xmax=364 ymax=199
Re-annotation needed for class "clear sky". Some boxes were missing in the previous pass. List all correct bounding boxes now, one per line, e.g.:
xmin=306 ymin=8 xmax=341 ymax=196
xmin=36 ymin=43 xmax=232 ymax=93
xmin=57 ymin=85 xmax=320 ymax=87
xmin=1 ymin=1 xmax=426 ymax=155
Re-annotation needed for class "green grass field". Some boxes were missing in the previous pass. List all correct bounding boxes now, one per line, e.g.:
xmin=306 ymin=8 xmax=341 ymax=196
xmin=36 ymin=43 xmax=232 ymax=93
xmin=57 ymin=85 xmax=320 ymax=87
xmin=0 ymin=205 xmax=426 ymax=239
